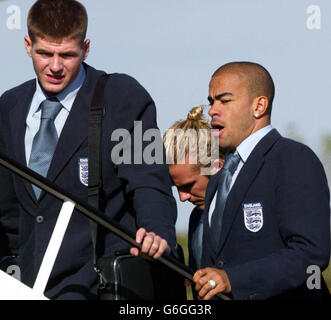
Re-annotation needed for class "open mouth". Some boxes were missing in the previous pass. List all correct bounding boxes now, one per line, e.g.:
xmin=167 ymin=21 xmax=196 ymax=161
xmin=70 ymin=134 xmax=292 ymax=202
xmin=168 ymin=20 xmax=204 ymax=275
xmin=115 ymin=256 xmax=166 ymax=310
xmin=211 ymin=122 xmax=225 ymax=136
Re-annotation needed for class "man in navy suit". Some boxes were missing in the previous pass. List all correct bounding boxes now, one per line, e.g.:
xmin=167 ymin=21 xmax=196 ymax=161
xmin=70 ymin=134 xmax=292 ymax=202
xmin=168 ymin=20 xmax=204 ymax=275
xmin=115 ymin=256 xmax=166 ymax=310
xmin=163 ymin=105 xmax=225 ymax=272
xmin=193 ymin=62 xmax=330 ymax=300
xmin=163 ymin=105 xmax=225 ymax=299
xmin=0 ymin=0 xmax=177 ymax=299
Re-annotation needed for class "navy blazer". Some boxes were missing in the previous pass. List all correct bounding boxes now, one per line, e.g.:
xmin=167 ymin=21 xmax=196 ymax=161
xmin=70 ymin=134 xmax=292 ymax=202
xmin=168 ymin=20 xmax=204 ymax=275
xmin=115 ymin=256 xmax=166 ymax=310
xmin=202 ymin=129 xmax=331 ymax=300
xmin=188 ymin=207 xmax=203 ymax=271
xmin=188 ymin=207 xmax=204 ymax=300
xmin=0 ymin=63 xmax=177 ymax=299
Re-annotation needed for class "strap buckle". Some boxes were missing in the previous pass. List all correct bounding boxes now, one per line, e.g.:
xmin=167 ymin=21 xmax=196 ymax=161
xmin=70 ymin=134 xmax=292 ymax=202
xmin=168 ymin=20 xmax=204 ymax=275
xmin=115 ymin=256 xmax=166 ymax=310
xmin=94 ymin=265 xmax=106 ymax=289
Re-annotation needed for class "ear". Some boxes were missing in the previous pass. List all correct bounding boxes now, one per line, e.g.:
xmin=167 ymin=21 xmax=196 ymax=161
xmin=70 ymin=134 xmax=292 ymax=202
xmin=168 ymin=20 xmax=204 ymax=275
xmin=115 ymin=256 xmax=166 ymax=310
xmin=253 ymin=96 xmax=269 ymax=119
xmin=218 ymin=158 xmax=224 ymax=170
xmin=24 ymin=35 xmax=33 ymax=57
xmin=82 ymin=39 xmax=90 ymax=60
xmin=209 ymin=158 xmax=224 ymax=175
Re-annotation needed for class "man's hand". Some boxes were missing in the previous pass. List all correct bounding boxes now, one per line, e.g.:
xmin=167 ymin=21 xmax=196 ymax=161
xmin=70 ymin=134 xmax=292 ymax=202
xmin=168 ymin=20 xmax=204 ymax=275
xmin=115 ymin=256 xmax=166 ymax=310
xmin=193 ymin=267 xmax=231 ymax=300
xmin=130 ymin=227 xmax=170 ymax=259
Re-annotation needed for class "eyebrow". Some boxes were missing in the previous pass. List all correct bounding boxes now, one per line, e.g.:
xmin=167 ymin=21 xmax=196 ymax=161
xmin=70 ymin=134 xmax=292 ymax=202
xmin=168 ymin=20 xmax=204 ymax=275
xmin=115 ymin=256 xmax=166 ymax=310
xmin=35 ymin=49 xmax=51 ymax=54
xmin=208 ymin=92 xmax=233 ymax=103
xmin=215 ymin=92 xmax=233 ymax=99
xmin=35 ymin=49 xmax=78 ymax=56
xmin=176 ymin=181 xmax=194 ymax=189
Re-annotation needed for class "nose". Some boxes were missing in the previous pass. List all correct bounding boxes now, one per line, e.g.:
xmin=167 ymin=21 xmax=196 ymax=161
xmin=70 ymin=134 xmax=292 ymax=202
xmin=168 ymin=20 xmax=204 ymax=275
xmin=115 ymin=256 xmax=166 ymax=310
xmin=208 ymin=102 xmax=219 ymax=118
xmin=178 ymin=191 xmax=191 ymax=202
xmin=49 ymin=55 xmax=63 ymax=73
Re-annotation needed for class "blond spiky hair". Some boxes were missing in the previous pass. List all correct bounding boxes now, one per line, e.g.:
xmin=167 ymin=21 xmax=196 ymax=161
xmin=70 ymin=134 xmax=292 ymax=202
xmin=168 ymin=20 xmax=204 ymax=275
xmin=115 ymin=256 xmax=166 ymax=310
xmin=163 ymin=105 xmax=224 ymax=168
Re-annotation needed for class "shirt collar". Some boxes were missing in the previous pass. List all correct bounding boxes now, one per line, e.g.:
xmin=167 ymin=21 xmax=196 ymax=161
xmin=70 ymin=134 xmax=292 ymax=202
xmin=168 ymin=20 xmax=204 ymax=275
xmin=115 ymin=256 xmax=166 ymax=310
xmin=34 ymin=64 xmax=86 ymax=113
xmin=236 ymin=125 xmax=273 ymax=162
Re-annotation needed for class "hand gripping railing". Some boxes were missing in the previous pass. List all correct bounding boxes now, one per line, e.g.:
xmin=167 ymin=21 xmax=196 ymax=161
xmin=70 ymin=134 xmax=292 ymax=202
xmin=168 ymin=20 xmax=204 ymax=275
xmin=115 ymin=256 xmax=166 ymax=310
xmin=0 ymin=152 xmax=230 ymax=300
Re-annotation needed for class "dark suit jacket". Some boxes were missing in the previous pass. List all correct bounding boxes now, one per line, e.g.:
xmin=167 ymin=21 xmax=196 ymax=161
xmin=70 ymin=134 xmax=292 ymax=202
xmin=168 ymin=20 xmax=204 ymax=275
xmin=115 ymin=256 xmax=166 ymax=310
xmin=188 ymin=207 xmax=203 ymax=300
xmin=202 ymin=129 xmax=331 ymax=300
xmin=188 ymin=207 xmax=203 ymax=271
xmin=0 ymin=63 xmax=177 ymax=299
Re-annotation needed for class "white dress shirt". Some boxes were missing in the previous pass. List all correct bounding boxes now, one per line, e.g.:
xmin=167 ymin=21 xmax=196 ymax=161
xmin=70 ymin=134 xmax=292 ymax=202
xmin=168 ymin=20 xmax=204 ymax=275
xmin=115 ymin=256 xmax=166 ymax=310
xmin=25 ymin=65 xmax=86 ymax=164
xmin=208 ymin=125 xmax=273 ymax=225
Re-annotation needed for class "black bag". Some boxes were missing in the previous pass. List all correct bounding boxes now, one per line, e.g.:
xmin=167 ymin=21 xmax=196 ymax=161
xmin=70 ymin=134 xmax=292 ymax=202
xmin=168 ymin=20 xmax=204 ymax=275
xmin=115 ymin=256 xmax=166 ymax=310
xmin=97 ymin=249 xmax=186 ymax=300
xmin=88 ymin=74 xmax=186 ymax=300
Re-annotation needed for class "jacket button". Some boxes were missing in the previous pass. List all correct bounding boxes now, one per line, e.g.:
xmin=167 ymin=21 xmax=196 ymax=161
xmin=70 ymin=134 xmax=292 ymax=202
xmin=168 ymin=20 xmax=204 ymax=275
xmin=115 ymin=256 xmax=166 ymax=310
xmin=217 ymin=260 xmax=224 ymax=268
xmin=36 ymin=216 xmax=44 ymax=223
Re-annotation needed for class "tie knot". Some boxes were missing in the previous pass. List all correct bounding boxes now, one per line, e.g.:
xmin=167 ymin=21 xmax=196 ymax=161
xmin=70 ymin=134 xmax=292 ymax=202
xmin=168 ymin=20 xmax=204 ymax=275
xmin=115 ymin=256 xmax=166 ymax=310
xmin=40 ymin=98 xmax=62 ymax=121
xmin=223 ymin=152 xmax=241 ymax=174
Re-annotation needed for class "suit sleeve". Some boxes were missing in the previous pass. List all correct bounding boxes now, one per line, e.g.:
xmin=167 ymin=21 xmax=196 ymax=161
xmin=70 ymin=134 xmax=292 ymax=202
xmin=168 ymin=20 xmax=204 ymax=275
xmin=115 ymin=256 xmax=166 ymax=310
xmin=224 ymin=143 xmax=331 ymax=299
xmin=105 ymin=74 xmax=178 ymax=251
xmin=0 ymin=93 xmax=20 ymax=258
xmin=188 ymin=212 xmax=197 ymax=271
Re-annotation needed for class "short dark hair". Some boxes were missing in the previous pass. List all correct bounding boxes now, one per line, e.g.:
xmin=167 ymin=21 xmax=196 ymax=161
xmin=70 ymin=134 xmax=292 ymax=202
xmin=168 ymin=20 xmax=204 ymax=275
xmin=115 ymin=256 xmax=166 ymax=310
xmin=27 ymin=0 xmax=88 ymax=44
xmin=212 ymin=62 xmax=275 ymax=114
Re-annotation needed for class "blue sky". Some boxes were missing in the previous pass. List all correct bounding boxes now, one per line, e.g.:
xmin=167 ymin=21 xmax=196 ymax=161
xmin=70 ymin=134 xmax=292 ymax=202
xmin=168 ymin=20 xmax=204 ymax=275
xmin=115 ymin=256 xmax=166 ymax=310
xmin=0 ymin=0 xmax=330 ymax=232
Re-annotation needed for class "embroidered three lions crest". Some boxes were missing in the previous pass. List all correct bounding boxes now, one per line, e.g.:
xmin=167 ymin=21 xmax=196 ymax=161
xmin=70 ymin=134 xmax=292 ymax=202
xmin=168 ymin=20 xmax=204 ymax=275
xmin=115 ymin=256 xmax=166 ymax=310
xmin=78 ymin=158 xmax=88 ymax=186
xmin=243 ymin=202 xmax=263 ymax=232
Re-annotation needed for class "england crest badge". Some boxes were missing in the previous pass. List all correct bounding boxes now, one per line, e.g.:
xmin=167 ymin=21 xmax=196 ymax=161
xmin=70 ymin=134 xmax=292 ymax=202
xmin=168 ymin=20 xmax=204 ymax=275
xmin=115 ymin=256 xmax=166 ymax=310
xmin=242 ymin=202 xmax=263 ymax=232
xmin=78 ymin=158 xmax=88 ymax=186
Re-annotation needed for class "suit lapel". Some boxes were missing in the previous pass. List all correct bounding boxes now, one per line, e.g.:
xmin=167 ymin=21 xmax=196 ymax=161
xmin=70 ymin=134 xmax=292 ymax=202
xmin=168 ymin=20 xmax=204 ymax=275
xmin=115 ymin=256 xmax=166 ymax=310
xmin=46 ymin=65 xmax=103 ymax=185
xmin=9 ymin=80 xmax=37 ymax=202
xmin=216 ymin=129 xmax=281 ymax=254
xmin=203 ymin=170 xmax=222 ymax=249
xmin=204 ymin=171 xmax=221 ymax=216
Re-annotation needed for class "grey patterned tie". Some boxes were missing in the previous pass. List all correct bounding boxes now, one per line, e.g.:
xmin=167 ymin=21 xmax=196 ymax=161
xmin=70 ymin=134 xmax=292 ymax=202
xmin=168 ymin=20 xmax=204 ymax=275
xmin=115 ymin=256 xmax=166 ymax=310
xmin=28 ymin=97 xmax=62 ymax=198
xmin=210 ymin=151 xmax=241 ymax=244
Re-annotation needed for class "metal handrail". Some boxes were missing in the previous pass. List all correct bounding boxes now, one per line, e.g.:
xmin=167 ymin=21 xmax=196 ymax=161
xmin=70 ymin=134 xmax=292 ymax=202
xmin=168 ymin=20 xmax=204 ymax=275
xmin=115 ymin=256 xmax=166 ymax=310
xmin=0 ymin=151 xmax=230 ymax=300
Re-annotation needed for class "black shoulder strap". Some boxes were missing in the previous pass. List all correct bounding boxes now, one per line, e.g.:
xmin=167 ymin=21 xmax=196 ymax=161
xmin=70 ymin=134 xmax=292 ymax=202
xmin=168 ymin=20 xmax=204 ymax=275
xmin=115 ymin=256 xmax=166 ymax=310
xmin=88 ymin=74 xmax=109 ymax=268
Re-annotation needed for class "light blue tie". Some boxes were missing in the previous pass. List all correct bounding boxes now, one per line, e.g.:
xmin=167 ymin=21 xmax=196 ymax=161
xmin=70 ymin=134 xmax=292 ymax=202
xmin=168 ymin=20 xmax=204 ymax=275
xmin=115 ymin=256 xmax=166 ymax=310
xmin=210 ymin=151 xmax=241 ymax=244
xmin=28 ymin=98 xmax=62 ymax=198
